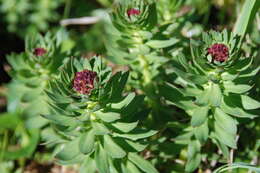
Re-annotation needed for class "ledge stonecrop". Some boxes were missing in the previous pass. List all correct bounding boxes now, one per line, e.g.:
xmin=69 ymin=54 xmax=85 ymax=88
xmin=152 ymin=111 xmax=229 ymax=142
xmin=161 ymin=30 xmax=260 ymax=172
xmin=44 ymin=57 xmax=158 ymax=173
xmin=106 ymin=0 xmax=179 ymax=89
xmin=2 ymin=31 xmax=70 ymax=162
xmin=6 ymin=31 xmax=69 ymax=118
xmin=112 ymin=0 xmax=157 ymax=30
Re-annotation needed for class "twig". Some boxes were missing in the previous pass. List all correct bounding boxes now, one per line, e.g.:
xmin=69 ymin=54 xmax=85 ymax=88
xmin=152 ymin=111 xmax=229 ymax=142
xmin=60 ymin=16 xmax=100 ymax=26
xmin=175 ymin=159 xmax=185 ymax=165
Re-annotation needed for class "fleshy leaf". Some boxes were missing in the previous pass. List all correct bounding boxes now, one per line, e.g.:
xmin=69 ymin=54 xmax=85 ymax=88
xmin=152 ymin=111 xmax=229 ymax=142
xmin=79 ymin=129 xmax=95 ymax=155
xmin=104 ymin=135 xmax=126 ymax=158
xmin=128 ymin=153 xmax=159 ymax=173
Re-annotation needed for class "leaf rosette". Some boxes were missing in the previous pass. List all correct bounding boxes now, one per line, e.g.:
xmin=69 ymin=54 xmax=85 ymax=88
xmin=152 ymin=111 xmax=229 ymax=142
xmin=2 ymin=31 xmax=71 ymax=163
xmin=112 ymin=0 xmax=157 ymax=31
xmin=106 ymin=0 xmax=180 ymax=90
xmin=6 ymin=30 xmax=71 ymax=126
xmin=44 ymin=57 xmax=158 ymax=173
xmin=161 ymin=30 xmax=260 ymax=172
xmin=7 ymin=30 xmax=69 ymax=87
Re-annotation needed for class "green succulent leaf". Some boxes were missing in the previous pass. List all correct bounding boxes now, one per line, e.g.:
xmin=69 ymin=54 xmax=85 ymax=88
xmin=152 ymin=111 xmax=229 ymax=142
xmin=185 ymin=141 xmax=201 ymax=172
xmin=95 ymin=111 xmax=121 ymax=123
xmin=194 ymin=121 xmax=209 ymax=144
xmin=213 ymin=136 xmax=230 ymax=159
xmin=210 ymin=83 xmax=222 ymax=106
xmin=112 ymin=121 xmax=139 ymax=133
xmin=128 ymin=153 xmax=159 ymax=173
xmin=111 ymin=93 xmax=136 ymax=109
xmin=41 ymin=114 xmax=75 ymax=126
xmin=95 ymin=144 xmax=110 ymax=173
xmin=92 ymin=121 xmax=110 ymax=135
xmin=191 ymin=106 xmax=209 ymax=127
xmin=220 ymin=95 xmax=257 ymax=118
xmin=240 ymin=95 xmax=260 ymax=110
xmin=223 ymin=81 xmax=252 ymax=94
xmin=214 ymin=122 xmax=237 ymax=149
xmin=173 ymin=67 xmax=208 ymax=85
xmin=113 ymin=129 xmax=157 ymax=141
xmin=104 ymin=135 xmax=126 ymax=159
xmin=79 ymin=129 xmax=95 ymax=155
xmin=146 ymin=38 xmax=179 ymax=49
xmin=160 ymin=83 xmax=197 ymax=110
xmin=80 ymin=156 xmax=97 ymax=173
xmin=123 ymin=139 xmax=148 ymax=152
xmin=185 ymin=153 xmax=202 ymax=173
xmin=214 ymin=108 xmax=237 ymax=135
xmin=56 ymin=138 xmax=80 ymax=161
xmin=126 ymin=160 xmax=142 ymax=173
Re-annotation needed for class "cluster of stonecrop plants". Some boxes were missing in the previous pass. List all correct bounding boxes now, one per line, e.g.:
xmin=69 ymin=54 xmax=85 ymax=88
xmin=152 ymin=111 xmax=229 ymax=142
xmin=1 ymin=0 xmax=260 ymax=173
xmin=0 ymin=29 xmax=73 ymax=172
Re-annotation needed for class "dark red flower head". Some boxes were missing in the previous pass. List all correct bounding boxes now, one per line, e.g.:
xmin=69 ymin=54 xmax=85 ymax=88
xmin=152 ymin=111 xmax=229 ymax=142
xmin=207 ymin=43 xmax=229 ymax=62
xmin=33 ymin=48 xmax=47 ymax=56
xmin=73 ymin=70 xmax=97 ymax=95
xmin=127 ymin=8 xmax=141 ymax=17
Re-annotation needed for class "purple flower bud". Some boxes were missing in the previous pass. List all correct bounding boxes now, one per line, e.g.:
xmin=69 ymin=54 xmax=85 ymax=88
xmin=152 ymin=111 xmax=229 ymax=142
xmin=73 ymin=70 xmax=97 ymax=95
xmin=127 ymin=8 xmax=141 ymax=17
xmin=207 ymin=43 xmax=229 ymax=62
xmin=33 ymin=48 xmax=47 ymax=57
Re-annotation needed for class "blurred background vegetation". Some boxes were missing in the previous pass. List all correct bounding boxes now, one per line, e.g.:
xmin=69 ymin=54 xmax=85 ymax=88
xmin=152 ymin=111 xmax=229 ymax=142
xmin=0 ymin=0 xmax=259 ymax=172
xmin=0 ymin=0 xmax=250 ymax=83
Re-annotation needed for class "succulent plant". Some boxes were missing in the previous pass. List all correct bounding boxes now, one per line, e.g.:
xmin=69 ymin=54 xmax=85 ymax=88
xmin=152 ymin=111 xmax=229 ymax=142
xmin=1 ymin=0 xmax=259 ymax=172
xmin=44 ymin=57 xmax=158 ymax=173
xmin=106 ymin=0 xmax=179 ymax=88
xmin=161 ymin=30 xmax=260 ymax=172
xmin=0 ymin=30 xmax=71 ymax=162
xmin=6 ymin=30 xmax=70 ymax=117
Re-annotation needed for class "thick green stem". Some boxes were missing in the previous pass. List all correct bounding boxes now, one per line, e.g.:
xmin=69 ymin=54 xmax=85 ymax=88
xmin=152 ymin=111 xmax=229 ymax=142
xmin=138 ymin=54 xmax=152 ymax=85
xmin=129 ymin=31 xmax=163 ymax=127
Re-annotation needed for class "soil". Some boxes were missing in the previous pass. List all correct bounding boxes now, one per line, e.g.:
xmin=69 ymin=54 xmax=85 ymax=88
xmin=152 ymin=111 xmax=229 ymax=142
xmin=23 ymin=161 xmax=78 ymax=173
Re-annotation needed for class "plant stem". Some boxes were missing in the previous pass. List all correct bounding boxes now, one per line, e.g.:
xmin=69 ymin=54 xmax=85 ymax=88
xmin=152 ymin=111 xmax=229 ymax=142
xmin=0 ymin=130 xmax=8 ymax=162
xmin=63 ymin=0 xmax=72 ymax=19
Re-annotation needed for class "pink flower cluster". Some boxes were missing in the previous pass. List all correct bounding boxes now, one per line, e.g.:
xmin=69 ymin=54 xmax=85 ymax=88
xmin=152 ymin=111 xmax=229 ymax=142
xmin=73 ymin=70 xmax=97 ymax=94
xmin=127 ymin=8 xmax=141 ymax=17
xmin=33 ymin=48 xmax=47 ymax=56
xmin=207 ymin=43 xmax=229 ymax=62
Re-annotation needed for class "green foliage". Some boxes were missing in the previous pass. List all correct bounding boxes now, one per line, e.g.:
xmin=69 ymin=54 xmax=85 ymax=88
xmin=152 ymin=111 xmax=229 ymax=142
xmin=233 ymin=0 xmax=260 ymax=38
xmin=0 ymin=112 xmax=39 ymax=161
xmin=1 ymin=0 xmax=260 ymax=173
xmin=7 ymin=30 xmax=71 ymax=117
xmin=213 ymin=163 xmax=260 ymax=173
xmin=106 ymin=0 xmax=178 ymax=89
xmin=161 ymin=30 xmax=260 ymax=171
xmin=0 ymin=30 xmax=73 ymax=171
xmin=0 ymin=0 xmax=66 ymax=37
xmin=44 ymin=57 xmax=157 ymax=172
